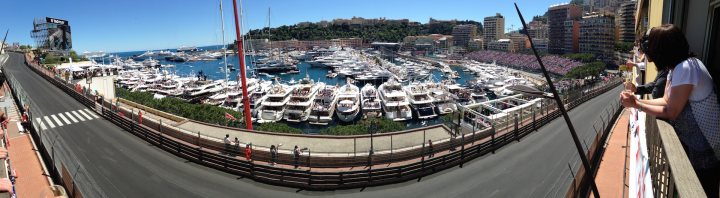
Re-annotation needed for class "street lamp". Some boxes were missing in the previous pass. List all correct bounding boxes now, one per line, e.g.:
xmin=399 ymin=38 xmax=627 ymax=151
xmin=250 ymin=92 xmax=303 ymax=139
xmin=513 ymin=3 xmax=600 ymax=197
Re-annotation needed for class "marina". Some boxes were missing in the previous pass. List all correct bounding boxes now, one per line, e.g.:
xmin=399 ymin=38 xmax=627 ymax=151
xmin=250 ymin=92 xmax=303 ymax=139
xmin=79 ymin=46 xmax=539 ymax=133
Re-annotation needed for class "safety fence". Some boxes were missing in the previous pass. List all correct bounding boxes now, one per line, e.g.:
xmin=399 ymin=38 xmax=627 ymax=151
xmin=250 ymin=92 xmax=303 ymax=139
xmin=2 ymin=64 xmax=81 ymax=197
xmin=20 ymin=52 xmax=623 ymax=190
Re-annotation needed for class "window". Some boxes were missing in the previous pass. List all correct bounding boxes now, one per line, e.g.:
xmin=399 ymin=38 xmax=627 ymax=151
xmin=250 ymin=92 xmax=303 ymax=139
xmin=708 ymin=3 xmax=720 ymax=91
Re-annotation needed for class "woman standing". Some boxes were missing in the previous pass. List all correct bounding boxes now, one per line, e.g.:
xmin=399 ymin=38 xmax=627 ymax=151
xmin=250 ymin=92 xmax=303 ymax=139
xmin=620 ymin=24 xmax=720 ymax=196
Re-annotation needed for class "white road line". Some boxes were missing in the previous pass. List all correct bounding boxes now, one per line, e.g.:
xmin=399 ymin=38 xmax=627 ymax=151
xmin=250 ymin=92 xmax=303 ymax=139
xmin=50 ymin=114 xmax=64 ymax=127
xmin=64 ymin=112 xmax=78 ymax=123
xmin=43 ymin=116 xmax=56 ymax=128
xmin=35 ymin=118 xmax=47 ymax=130
xmin=78 ymin=110 xmax=93 ymax=120
xmin=71 ymin=111 xmax=86 ymax=121
xmin=57 ymin=113 xmax=71 ymax=125
xmin=83 ymin=109 xmax=100 ymax=119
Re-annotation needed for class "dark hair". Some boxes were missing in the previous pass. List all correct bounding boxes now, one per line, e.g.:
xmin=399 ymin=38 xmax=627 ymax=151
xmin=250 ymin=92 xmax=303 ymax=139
xmin=645 ymin=24 xmax=692 ymax=71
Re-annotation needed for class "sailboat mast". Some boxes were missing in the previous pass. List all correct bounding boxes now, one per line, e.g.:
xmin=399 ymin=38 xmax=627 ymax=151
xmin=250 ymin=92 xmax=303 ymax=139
xmin=219 ymin=0 xmax=229 ymax=90
xmin=232 ymin=0 xmax=253 ymax=130
xmin=267 ymin=7 xmax=272 ymax=50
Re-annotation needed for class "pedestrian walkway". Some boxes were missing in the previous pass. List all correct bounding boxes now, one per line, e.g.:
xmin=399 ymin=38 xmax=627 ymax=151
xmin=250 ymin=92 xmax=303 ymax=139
xmin=0 ymin=83 xmax=54 ymax=197
xmin=594 ymin=109 xmax=630 ymax=198
xmin=32 ymin=109 xmax=100 ymax=130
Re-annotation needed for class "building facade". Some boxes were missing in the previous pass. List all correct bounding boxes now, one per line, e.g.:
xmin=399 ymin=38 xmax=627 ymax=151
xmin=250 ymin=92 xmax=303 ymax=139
xmin=617 ymin=1 xmax=637 ymax=43
xmin=506 ymin=32 xmax=528 ymax=51
xmin=579 ymin=13 xmax=616 ymax=62
xmin=528 ymin=20 xmax=549 ymax=39
xmin=483 ymin=13 xmax=505 ymax=49
xmin=548 ymin=4 xmax=582 ymax=54
xmin=563 ymin=20 xmax=581 ymax=54
xmin=488 ymin=39 xmax=516 ymax=53
xmin=452 ymin=24 xmax=477 ymax=47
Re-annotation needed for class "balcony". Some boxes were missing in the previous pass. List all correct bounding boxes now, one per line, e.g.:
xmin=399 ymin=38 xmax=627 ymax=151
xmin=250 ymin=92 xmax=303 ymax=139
xmin=644 ymin=115 xmax=706 ymax=197
xmin=592 ymin=111 xmax=707 ymax=197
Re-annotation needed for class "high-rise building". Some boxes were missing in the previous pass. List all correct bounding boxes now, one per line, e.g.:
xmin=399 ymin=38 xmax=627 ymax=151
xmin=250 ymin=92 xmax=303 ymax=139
xmin=31 ymin=17 xmax=72 ymax=51
xmin=452 ymin=24 xmax=477 ymax=47
xmin=528 ymin=20 xmax=549 ymax=39
xmin=548 ymin=3 xmax=582 ymax=54
xmin=483 ymin=13 xmax=505 ymax=49
xmin=579 ymin=13 xmax=616 ymax=62
xmin=563 ymin=20 xmax=580 ymax=54
xmin=617 ymin=1 xmax=636 ymax=43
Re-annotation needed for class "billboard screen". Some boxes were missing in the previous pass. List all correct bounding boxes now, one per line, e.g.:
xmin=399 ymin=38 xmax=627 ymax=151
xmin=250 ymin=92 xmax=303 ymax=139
xmin=46 ymin=17 xmax=69 ymax=26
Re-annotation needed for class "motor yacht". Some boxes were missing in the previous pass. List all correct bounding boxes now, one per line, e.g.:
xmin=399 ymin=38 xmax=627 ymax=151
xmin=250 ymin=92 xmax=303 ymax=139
xmin=283 ymin=76 xmax=321 ymax=122
xmin=257 ymin=80 xmax=294 ymax=123
xmin=404 ymin=82 xmax=438 ymax=119
xmin=427 ymin=82 xmax=457 ymax=115
xmin=308 ymin=84 xmax=338 ymax=125
xmin=335 ymin=83 xmax=360 ymax=122
xmin=378 ymin=79 xmax=412 ymax=121
xmin=361 ymin=83 xmax=383 ymax=119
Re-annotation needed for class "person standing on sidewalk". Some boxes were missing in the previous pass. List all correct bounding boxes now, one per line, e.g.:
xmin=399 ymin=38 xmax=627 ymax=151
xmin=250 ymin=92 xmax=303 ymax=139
xmin=270 ymin=145 xmax=277 ymax=166
xmin=293 ymin=145 xmax=300 ymax=169
xmin=428 ymin=139 xmax=434 ymax=158
xmin=223 ymin=134 xmax=230 ymax=155
xmin=244 ymin=144 xmax=252 ymax=162
xmin=233 ymin=137 xmax=240 ymax=155
xmin=20 ymin=106 xmax=29 ymax=133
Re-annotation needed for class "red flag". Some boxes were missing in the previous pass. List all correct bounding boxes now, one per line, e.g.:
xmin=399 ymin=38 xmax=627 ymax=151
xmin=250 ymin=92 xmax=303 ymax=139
xmin=224 ymin=112 xmax=237 ymax=121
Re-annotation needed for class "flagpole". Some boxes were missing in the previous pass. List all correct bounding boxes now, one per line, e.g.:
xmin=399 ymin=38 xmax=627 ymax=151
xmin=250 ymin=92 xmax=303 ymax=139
xmin=232 ymin=0 xmax=253 ymax=130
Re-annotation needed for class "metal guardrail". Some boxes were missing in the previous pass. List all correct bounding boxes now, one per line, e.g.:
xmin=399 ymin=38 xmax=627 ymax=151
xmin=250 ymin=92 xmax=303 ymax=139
xmin=2 ymin=61 xmax=78 ymax=197
xmin=646 ymin=115 xmax=707 ymax=198
xmin=21 ymin=52 xmax=624 ymax=190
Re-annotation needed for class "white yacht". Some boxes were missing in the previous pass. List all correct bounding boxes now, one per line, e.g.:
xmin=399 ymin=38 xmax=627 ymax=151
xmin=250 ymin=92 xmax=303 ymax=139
xmin=283 ymin=76 xmax=322 ymax=122
xmin=244 ymin=80 xmax=271 ymax=117
xmin=308 ymin=84 xmax=338 ymax=125
xmin=257 ymin=80 xmax=294 ymax=123
xmin=361 ymin=83 xmax=382 ymax=118
xmin=404 ymin=82 xmax=438 ymax=119
xmin=378 ymin=79 xmax=413 ymax=121
xmin=335 ymin=83 xmax=361 ymax=122
xmin=427 ymin=82 xmax=457 ymax=115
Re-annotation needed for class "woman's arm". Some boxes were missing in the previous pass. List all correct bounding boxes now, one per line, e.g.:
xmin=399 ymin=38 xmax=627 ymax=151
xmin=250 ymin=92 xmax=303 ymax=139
xmin=637 ymin=84 xmax=692 ymax=119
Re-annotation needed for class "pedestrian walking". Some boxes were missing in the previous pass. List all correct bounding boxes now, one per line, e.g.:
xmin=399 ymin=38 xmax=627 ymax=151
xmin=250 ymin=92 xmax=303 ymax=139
xmin=270 ymin=145 xmax=277 ymax=166
xmin=428 ymin=139 xmax=434 ymax=158
xmin=293 ymin=145 xmax=300 ymax=169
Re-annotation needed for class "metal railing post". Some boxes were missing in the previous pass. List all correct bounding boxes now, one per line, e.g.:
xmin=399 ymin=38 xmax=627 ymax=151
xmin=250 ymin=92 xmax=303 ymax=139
xmin=514 ymin=114 xmax=519 ymax=142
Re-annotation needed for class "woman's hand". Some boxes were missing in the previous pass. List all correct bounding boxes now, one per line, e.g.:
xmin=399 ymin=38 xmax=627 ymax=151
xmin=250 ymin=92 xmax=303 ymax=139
xmin=620 ymin=91 xmax=638 ymax=108
xmin=624 ymin=81 xmax=637 ymax=92
xmin=626 ymin=60 xmax=637 ymax=68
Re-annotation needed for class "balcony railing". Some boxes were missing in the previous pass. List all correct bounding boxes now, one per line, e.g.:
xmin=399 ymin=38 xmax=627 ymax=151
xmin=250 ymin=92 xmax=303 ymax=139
xmin=645 ymin=115 xmax=707 ymax=198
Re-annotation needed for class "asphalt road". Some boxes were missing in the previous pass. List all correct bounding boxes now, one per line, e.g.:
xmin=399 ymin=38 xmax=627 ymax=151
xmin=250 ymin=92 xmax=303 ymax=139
xmin=4 ymin=52 xmax=622 ymax=197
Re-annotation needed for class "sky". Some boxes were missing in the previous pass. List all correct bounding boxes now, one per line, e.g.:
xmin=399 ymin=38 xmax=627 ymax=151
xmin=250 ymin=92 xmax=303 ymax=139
xmin=1 ymin=0 xmax=566 ymax=53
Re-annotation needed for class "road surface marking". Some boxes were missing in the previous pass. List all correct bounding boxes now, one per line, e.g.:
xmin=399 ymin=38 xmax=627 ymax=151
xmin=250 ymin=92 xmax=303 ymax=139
xmin=50 ymin=114 xmax=64 ymax=127
xmin=35 ymin=118 xmax=47 ymax=130
xmin=78 ymin=110 xmax=93 ymax=120
xmin=71 ymin=111 xmax=86 ymax=121
xmin=83 ymin=109 xmax=100 ymax=119
xmin=64 ymin=112 xmax=78 ymax=123
xmin=43 ymin=116 xmax=56 ymax=128
xmin=57 ymin=113 xmax=71 ymax=125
